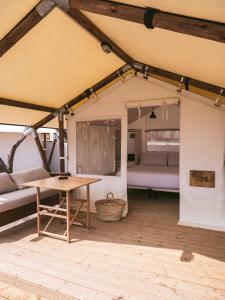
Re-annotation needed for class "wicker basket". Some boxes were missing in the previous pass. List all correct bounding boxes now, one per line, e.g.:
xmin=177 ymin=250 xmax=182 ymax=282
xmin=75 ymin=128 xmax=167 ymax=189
xmin=95 ymin=193 xmax=126 ymax=222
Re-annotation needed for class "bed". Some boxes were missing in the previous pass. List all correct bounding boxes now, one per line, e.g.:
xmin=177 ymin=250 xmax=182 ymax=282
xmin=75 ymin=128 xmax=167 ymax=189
xmin=127 ymin=151 xmax=179 ymax=192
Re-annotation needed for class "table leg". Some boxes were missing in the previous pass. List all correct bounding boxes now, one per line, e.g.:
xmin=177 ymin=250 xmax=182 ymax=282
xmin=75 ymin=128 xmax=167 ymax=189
xmin=66 ymin=191 xmax=71 ymax=243
xmin=87 ymin=185 xmax=90 ymax=229
xmin=36 ymin=187 xmax=41 ymax=236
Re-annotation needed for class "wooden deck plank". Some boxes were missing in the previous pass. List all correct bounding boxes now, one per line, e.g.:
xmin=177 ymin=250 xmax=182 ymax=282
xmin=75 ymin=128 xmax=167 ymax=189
xmin=0 ymin=190 xmax=224 ymax=300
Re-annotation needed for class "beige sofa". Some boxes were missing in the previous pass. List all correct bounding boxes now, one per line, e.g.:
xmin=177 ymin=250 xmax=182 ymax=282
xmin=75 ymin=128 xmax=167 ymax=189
xmin=0 ymin=167 xmax=58 ymax=226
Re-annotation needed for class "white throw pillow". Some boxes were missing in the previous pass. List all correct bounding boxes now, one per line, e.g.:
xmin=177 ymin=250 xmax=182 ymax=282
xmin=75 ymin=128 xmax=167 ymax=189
xmin=0 ymin=172 xmax=18 ymax=194
xmin=11 ymin=167 xmax=50 ymax=190
xmin=139 ymin=152 xmax=168 ymax=166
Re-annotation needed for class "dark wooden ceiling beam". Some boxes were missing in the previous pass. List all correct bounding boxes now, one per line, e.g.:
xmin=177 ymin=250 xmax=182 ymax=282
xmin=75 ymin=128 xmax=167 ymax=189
xmin=64 ymin=8 xmax=133 ymax=65
xmin=0 ymin=97 xmax=56 ymax=113
xmin=69 ymin=0 xmax=225 ymax=43
xmin=0 ymin=0 xmax=56 ymax=58
xmin=134 ymin=61 xmax=225 ymax=97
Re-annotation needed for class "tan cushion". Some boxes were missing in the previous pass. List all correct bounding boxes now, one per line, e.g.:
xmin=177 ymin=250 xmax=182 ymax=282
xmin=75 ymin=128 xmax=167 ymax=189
xmin=0 ymin=172 xmax=18 ymax=194
xmin=0 ymin=187 xmax=58 ymax=213
xmin=11 ymin=167 xmax=50 ymax=190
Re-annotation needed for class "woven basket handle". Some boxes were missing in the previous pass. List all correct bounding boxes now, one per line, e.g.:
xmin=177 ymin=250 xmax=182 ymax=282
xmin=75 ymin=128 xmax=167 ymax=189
xmin=106 ymin=192 xmax=114 ymax=200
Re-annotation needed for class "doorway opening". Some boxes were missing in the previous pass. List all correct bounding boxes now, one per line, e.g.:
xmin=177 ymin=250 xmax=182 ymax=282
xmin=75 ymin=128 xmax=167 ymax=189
xmin=127 ymin=104 xmax=180 ymax=220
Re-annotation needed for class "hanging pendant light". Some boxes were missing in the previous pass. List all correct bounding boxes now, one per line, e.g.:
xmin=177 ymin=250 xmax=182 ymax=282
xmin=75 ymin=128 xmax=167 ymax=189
xmin=149 ymin=108 xmax=156 ymax=119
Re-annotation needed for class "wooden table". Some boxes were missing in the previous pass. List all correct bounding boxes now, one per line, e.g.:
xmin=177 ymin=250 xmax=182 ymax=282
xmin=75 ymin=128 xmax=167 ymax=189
xmin=24 ymin=176 xmax=101 ymax=243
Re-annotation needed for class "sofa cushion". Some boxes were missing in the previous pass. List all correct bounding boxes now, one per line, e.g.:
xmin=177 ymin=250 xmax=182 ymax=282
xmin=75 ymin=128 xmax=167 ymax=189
xmin=11 ymin=167 xmax=50 ymax=190
xmin=0 ymin=172 xmax=18 ymax=194
xmin=168 ymin=152 xmax=179 ymax=166
xmin=139 ymin=151 xmax=168 ymax=166
xmin=0 ymin=187 xmax=58 ymax=213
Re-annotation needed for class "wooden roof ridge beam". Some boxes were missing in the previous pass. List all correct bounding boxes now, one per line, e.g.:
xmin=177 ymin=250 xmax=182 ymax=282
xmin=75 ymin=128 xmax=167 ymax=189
xmin=59 ymin=6 xmax=134 ymax=65
xmin=69 ymin=0 xmax=225 ymax=44
xmin=0 ymin=0 xmax=56 ymax=58
xmin=133 ymin=61 xmax=225 ymax=97
xmin=0 ymin=97 xmax=56 ymax=113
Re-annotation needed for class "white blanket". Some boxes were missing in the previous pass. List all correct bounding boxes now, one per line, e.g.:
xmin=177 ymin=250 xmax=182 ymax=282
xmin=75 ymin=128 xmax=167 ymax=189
xmin=127 ymin=165 xmax=179 ymax=189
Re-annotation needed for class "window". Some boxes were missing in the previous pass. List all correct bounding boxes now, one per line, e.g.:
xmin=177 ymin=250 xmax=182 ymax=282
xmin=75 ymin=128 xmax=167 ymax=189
xmin=147 ymin=129 xmax=180 ymax=152
xmin=76 ymin=119 xmax=121 ymax=176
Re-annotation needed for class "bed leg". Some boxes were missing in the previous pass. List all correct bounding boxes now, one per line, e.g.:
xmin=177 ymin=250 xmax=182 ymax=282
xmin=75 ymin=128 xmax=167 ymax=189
xmin=148 ymin=189 xmax=152 ymax=199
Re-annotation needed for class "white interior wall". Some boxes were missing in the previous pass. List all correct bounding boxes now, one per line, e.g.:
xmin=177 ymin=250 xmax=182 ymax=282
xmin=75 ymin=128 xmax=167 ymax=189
xmin=67 ymin=74 xmax=225 ymax=231
xmin=67 ymin=75 xmax=179 ymax=215
xmin=179 ymin=96 xmax=225 ymax=231
xmin=0 ymin=132 xmax=42 ymax=172
xmin=0 ymin=133 xmax=63 ymax=173
xmin=46 ymin=141 xmax=67 ymax=173
xmin=128 ymin=105 xmax=180 ymax=152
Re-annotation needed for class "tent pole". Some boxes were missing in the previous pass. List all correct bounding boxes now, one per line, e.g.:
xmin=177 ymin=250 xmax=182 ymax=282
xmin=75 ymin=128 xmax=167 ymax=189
xmin=32 ymin=129 xmax=50 ymax=172
xmin=58 ymin=109 xmax=65 ymax=174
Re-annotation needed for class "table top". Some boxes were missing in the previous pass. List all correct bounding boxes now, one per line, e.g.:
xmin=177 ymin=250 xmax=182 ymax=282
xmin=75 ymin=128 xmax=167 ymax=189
xmin=24 ymin=176 xmax=101 ymax=191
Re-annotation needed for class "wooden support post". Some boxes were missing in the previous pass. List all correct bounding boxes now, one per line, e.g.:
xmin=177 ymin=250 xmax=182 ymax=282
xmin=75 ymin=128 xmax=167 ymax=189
xmin=87 ymin=184 xmax=90 ymax=229
xmin=66 ymin=191 xmax=71 ymax=243
xmin=36 ymin=187 xmax=41 ymax=236
xmin=58 ymin=109 xmax=65 ymax=174
xmin=43 ymin=133 xmax=47 ymax=157
xmin=48 ymin=138 xmax=57 ymax=165
xmin=32 ymin=129 xmax=50 ymax=172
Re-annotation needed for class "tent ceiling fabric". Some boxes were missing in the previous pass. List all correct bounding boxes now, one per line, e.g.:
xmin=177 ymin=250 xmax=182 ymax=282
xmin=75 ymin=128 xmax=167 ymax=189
xmin=0 ymin=105 xmax=58 ymax=128
xmin=0 ymin=6 xmax=123 ymax=108
xmin=0 ymin=1 xmax=224 ymax=126
xmin=83 ymin=10 xmax=225 ymax=88
xmin=0 ymin=0 xmax=39 ymax=40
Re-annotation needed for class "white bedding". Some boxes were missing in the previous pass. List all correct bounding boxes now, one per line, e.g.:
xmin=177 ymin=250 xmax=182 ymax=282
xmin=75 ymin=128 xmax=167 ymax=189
xmin=127 ymin=165 xmax=179 ymax=190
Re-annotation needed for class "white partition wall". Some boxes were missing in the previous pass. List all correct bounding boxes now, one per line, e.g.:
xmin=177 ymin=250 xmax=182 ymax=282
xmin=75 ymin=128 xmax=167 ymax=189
xmin=179 ymin=95 xmax=225 ymax=231
xmin=67 ymin=109 xmax=128 ymax=215
xmin=67 ymin=74 xmax=225 ymax=230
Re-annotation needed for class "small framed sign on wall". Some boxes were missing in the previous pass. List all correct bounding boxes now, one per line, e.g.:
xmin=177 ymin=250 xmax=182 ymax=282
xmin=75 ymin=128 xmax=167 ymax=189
xmin=190 ymin=170 xmax=215 ymax=188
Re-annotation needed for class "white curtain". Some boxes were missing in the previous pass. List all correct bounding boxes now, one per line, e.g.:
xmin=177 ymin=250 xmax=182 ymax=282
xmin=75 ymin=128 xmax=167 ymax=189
xmin=76 ymin=124 xmax=116 ymax=175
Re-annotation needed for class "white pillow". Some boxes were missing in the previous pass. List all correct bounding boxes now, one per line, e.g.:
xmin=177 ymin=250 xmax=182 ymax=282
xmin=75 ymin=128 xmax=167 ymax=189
xmin=168 ymin=152 xmax=179 ymax=166
xmin=140 ymin=152 xmax=168 ymax=166
xmin=0 ymin=172 xmax=18 ymax=194
xmin=11 ymin=167 xmax=50 ymax=190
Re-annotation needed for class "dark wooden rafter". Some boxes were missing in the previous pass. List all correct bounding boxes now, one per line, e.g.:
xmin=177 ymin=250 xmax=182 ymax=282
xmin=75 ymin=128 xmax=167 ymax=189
xmin=69 ymin=0 xmax=225 ymax=44
xmin=65 ymin=8 xmax=133 ymax=65
xmin=0 ymin=97 xmax=56 ymax=113
xmin=7 ymin=64 xmax=131 ymax=173
xmin=133 ymin=61 xmax=225 ymax=97
xmin=0 ymin=0 xmax=56 ymax=58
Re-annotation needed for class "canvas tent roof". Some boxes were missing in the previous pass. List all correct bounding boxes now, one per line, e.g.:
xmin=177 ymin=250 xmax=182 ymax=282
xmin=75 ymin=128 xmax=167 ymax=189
xmin=0 ymin=0 xmax=224 ymax=127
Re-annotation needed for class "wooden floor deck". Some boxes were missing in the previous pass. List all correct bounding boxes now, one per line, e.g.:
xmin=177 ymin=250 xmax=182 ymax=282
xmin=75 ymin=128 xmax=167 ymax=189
xmin=0 ymin=190 xmax=225 ymax=300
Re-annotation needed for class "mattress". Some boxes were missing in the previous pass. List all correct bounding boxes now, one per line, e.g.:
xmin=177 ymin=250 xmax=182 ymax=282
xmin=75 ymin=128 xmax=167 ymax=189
xmin=127 ymin=165 xmax=179 ymax=189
